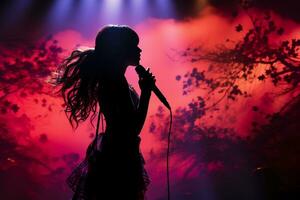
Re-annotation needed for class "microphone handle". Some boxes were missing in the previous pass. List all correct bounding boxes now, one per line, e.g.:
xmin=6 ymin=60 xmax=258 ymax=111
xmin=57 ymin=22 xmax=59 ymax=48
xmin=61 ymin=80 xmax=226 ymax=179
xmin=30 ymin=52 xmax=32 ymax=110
xmin=135 ymin=65 xmax=171 ymax=110
xmin=152 ymin=85 xmax=171 ymax=110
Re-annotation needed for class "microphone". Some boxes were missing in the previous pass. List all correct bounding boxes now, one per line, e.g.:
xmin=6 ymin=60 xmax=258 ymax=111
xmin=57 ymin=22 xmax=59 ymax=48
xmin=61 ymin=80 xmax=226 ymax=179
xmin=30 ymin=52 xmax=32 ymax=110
xmin=135 ymin=65 xmax=171 ymax=110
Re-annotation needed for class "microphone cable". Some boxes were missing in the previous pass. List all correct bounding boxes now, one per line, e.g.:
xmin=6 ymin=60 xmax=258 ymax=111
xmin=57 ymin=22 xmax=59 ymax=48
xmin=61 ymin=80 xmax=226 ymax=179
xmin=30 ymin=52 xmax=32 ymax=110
xmin=166 ymin=107 xmax=173 ymax=200
xmin=135 ymin=64 xmax=173 ymax=199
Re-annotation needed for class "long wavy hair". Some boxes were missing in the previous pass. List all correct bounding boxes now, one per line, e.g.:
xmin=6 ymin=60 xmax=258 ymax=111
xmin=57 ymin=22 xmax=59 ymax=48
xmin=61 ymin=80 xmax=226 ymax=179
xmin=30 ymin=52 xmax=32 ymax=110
xmin=53 ymin=25 xmax=139 ymax=129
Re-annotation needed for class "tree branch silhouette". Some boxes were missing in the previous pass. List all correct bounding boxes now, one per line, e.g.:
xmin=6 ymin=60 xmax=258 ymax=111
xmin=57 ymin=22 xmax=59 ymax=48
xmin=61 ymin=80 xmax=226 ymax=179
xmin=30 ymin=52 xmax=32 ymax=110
xmin=177 ymin=14 xmax=300 ymax=109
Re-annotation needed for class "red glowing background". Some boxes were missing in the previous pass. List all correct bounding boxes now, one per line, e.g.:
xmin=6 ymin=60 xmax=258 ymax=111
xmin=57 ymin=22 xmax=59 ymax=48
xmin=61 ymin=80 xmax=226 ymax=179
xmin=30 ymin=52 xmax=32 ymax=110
xmin=0 ymin=1 xmax=299 ymax=199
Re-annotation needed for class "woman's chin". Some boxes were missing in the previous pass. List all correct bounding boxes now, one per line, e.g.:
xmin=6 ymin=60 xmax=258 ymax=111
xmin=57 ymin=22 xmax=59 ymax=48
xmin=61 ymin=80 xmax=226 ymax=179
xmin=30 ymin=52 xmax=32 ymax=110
xmin=126 ymin=58 xmax=140 ymax=66
xmin=130 ymin=61 xmax=140 ymax=66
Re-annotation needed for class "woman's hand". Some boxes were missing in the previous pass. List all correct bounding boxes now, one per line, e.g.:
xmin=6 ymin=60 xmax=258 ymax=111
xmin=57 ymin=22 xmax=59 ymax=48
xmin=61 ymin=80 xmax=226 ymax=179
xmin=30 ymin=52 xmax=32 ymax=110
xmin=138 ymin=68 xmax=156 ymax=92
xmin=135 ymin=68 xmax=154 ymax=135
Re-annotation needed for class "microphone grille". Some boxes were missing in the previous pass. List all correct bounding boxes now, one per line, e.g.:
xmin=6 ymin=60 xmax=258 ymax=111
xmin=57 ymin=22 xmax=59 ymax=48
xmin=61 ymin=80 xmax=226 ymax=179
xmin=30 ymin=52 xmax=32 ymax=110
xmin=135 ymin=65 xmax=146 ymax=76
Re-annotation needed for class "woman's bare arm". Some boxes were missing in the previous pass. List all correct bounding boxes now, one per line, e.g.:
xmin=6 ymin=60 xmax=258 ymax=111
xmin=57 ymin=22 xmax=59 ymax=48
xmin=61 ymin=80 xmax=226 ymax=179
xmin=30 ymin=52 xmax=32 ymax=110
xmin=134 ymin=89 xmax=151 ymax=135
xmin=134 ymin=67 xmax=156 ymax=135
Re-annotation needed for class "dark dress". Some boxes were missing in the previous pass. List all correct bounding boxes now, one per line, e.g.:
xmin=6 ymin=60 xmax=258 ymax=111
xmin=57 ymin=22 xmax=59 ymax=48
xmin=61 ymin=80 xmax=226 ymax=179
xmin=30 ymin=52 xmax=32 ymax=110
xmin=66 ymin=78 xmax=150 ymax=200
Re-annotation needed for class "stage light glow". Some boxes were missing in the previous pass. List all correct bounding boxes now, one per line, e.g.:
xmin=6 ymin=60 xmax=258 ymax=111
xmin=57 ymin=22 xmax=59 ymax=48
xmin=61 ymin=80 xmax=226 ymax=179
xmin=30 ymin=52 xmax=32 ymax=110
xmin=97 ymin=0 xmax=123 ymax=24
xmin=75 ymin=0 xmax=97 ymax=24
xmin=103 ymin=0 xmax=122 ymax=11
xmin=128 ymin=0 xmax=149 ymax=23
xmin=156 ymin=0 xmax=175 ymax=18
xmin=41 ymin=0 xmax=183 ymax=35
xmin=46 ymin=0 xmax=73 ymax=28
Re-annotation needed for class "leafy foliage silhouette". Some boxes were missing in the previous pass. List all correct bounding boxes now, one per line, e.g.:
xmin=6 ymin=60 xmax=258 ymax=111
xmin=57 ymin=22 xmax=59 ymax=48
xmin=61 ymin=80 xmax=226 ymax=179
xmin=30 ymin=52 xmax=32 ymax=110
xmin=178 ymin=15 xmax=299 ymax=106
xmin=0 ymin=36 xmax=78 ymax=200
xmin=149 ymin=13 xmax=300 ymax=199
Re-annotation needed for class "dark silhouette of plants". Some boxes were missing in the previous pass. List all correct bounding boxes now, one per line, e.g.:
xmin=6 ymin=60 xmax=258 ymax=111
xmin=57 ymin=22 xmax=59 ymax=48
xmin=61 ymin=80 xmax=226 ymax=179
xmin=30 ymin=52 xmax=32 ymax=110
xmin=0 ymin=35 xmax=66 ymax=172
xmin=0 ymin=35 xmax=63 ymax=103
xmin=0 ymin=36 xmax=78 ymax=200
xmin=177 ymin=13 xmax=300 ymax=109
xmin=149 ymin=12 xmax=300 ymax=199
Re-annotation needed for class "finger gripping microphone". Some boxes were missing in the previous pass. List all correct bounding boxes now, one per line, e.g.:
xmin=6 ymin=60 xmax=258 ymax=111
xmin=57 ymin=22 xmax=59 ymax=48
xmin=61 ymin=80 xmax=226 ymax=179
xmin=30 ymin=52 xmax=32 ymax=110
xmin=135 ymin=65 xmax=171 ymax=110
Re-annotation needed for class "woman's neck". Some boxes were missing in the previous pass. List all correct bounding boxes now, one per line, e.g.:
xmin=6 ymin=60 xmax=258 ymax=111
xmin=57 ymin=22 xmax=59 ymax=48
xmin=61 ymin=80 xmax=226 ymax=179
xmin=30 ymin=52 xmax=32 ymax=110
xmin=119 ymin=64 xmax=127 ymax=76
xmin=111 ymin=62 xmax=127 ymax=76
xmin=104 ymin=70 xmax=128 ymax=87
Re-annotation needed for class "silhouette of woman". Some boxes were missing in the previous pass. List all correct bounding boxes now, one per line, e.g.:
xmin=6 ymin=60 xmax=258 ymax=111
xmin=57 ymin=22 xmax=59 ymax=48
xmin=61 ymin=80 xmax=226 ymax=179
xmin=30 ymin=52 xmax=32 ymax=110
xmin=55 ymin=25 xmax=155 ymax=200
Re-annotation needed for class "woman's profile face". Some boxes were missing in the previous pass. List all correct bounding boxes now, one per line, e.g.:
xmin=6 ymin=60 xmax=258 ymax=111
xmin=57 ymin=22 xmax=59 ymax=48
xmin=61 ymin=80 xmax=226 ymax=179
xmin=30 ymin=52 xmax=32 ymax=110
xmin=125 ymin=41 xmax=142 ymax=66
